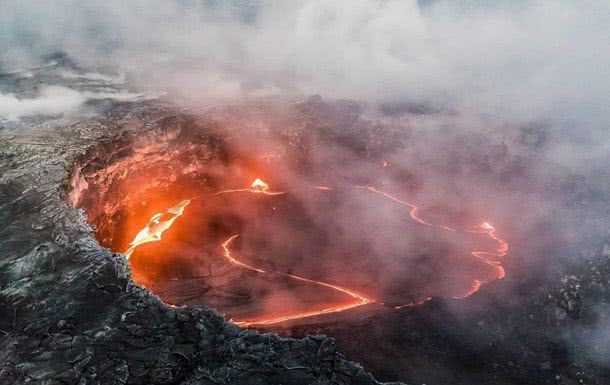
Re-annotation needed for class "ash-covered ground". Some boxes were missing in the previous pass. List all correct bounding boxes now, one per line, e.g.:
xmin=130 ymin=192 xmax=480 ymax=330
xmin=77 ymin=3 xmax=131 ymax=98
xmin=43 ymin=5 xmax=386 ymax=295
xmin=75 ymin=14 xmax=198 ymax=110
xmin=1 ymin=58 xmax=610 ymax=385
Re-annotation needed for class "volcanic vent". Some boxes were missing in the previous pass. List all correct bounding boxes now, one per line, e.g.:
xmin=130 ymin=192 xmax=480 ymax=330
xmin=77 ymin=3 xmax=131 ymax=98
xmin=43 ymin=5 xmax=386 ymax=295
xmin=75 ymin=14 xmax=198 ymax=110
xmin=69 ymin=104 xmax=508 ymax=329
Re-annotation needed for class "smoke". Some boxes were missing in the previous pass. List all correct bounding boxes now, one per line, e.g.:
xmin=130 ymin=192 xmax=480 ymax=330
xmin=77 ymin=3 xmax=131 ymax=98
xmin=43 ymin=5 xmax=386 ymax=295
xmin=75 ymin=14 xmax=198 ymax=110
xmin=0 ymin=86 xmax=86 ymax=120
xmin=68 ymin=92 xmax=610 ymax=378
xmin=0 ymin=84 xmax=158 ymax=121
xmin=1 ymin=1 xmax=609 ymax=125
xmin=6 ymin=0 xmax=610 ymax=377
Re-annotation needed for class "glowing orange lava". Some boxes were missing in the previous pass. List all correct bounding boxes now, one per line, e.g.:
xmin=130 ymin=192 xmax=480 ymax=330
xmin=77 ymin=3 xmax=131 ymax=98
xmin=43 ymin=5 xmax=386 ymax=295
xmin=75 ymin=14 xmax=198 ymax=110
xmin=250 ymin=178 xmax=269 ymax=191
xmin=124 ymin=200 xmax=190 ymax=259
xmin=358 ymin=186 xmax=508 ymax=301
xmin=124 ymin=178 xmax=509 ymax=327
xmin=356 ymin=185 xmax=439 ymax=227
xmin=221 ymin=235 xmax=266 ymax=274
xmin=214 ymin=178 xmax=286 ymax=196
xmin=222 ymin=235 xmax=372 ymax=327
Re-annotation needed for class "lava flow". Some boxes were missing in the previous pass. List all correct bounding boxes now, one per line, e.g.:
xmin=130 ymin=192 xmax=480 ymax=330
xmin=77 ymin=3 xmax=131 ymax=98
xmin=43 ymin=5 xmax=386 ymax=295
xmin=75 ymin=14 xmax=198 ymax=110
xmin=124 ymin=200 xmax=191 ymax=259
xmin=123 ymin=178 xmax=509 ymax=327
xmin=214 ymin=178 xmax=286 ymax=196
xmin=358 ymin=186 xmax=508 ymax=301
xmin=222 ymin=235 xmax=372 ymax=327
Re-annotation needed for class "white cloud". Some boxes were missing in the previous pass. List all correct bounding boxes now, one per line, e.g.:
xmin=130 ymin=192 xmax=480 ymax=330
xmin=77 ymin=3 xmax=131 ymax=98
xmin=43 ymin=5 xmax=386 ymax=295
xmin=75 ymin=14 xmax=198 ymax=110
xmin=1 ymin=0 xmax=608 ymax=160
xmin=1 ymin=1 xmax=608 ymax=126
xmin=0 ymin=86 xmax=86 ymax=121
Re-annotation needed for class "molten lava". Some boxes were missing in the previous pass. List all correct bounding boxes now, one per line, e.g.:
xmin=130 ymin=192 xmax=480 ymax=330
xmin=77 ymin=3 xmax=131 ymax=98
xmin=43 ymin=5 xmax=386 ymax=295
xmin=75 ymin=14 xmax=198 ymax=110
xmin=124 ymin=200 xmax=190 ymax=259
xmin=222 ymin=235 xmax=372 ymax=327
xmin=221 ymin=235 xmax=266 ymax=274
xmin=250 ymin=178 xmax=270 ymax=192
xmin=215 ymin=178 xmax=286 ymax=196
xmin=359 ymin=186 xmax=508 ymax=302
xmin=123 ymin=178 xmax=509 ymax=327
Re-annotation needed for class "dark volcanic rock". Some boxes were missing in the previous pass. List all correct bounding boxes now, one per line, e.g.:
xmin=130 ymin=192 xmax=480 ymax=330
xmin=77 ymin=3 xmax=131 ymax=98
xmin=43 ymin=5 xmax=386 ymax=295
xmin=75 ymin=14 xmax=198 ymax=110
xmin=0 ymin=104 xmax=389 ymax=385
xmin=2 ymin=96 xmax=610 ymax=385
xmin=270 ymin=240 xmax=610 ymax=385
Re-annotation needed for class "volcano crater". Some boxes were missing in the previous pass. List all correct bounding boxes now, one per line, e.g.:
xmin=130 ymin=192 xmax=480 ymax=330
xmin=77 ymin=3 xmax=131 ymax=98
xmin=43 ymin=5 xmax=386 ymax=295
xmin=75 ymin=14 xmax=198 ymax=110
xmin=69 ymin=111 xmax=507 ymax=329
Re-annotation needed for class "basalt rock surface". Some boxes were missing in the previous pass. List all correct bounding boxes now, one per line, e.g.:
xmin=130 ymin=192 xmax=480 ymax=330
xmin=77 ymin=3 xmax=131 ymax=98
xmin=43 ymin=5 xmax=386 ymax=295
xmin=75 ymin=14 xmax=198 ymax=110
xmin=0 ymin=103 xmax=390 ymax=385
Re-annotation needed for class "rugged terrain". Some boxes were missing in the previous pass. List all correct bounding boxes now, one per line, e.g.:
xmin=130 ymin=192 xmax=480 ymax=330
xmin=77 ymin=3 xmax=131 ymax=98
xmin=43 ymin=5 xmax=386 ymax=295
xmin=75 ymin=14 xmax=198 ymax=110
xmin=1 ymin=96 xmax=609 ymax=385
xmin=0 ymin=103 xmax=391 ymax=385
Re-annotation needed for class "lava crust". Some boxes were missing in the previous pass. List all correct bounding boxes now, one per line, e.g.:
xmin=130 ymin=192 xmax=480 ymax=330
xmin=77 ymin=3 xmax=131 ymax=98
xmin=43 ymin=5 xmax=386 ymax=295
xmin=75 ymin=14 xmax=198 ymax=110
xmin=69 ymin=102 xmax=507 ymax=329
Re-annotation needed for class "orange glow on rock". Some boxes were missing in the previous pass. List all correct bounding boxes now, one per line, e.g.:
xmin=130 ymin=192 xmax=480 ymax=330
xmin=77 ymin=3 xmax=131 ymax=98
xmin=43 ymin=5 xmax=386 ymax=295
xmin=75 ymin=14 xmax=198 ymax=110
xmin=124 ymin=200 xmax=190 ymax=259
xmin=222 ymin=235 xmax=373 ymax=327
xmin=359 ymin=186 xmax=508 ymax=299
xmin=123 ymin=180 xmax=509 ymax=327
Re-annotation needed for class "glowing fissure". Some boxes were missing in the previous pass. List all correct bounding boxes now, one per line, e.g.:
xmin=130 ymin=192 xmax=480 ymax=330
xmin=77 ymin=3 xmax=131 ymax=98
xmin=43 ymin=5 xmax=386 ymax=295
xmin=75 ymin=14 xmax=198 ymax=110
xmin=124 ymin=179 xmax=508 ymax=327
xmin=359 ymin=186 xmax=508 ymax=303
xmin=221 ymin=235 xmax=266 ymax=274
xmin=222 ymin=235 xmax=372 ymax=327
xmin=355 ymin=186 xmax=452 ymax=229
